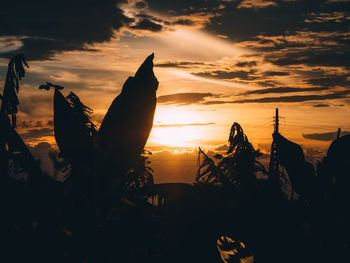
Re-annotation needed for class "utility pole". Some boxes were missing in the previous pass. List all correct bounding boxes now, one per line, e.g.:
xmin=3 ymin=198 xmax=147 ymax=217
xmin=337 ymin=128 xmax=341 ymax=139
xmin=274 ymin=108 xmax=279 ymax=134
xmin=269 ymin=108 xmax=280 ymax=183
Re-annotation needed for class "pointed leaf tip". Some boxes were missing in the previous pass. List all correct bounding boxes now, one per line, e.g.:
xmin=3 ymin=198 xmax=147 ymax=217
xmin=146 ymin=53 xmax=154 ymax=62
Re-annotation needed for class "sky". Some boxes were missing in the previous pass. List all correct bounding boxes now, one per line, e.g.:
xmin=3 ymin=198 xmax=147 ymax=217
xmin=1 ymin=0 xmax=350 ymax=183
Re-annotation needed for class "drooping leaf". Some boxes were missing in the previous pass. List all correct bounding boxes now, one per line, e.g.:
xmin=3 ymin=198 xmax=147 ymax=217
xmin=53 ymin=89 xmax=96 ymax=165
xmin=1 ymin=54 xmax=29 ymax=128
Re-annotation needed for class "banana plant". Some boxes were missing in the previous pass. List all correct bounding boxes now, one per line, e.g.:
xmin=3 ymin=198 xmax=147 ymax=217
xmin=0 ymin=54 xmax=43 ymax=183
xmin=196 ymin=122 xmax=267 ymax=188
xmin=39 ymin=54 xmax=158 ymax=193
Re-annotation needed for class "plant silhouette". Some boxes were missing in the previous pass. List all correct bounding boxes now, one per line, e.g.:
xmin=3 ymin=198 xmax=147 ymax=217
xmin=1 ymin=53 xmax=350 ymax=263
xmin=0 ymin=54 xmax=43 ymax=183
xmin=196 ymin=122 xmax=267 ymax=190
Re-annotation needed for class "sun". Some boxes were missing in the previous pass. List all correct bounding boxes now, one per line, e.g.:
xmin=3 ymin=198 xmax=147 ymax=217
xmin=149 ymin=126 xmax=201 ymax=147
xmin=148 ymin=107 xmax=205 ymax=147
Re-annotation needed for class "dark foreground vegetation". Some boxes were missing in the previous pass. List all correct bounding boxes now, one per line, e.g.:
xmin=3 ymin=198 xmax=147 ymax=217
xmin=0 ymin=54 xmax=349 ymax=263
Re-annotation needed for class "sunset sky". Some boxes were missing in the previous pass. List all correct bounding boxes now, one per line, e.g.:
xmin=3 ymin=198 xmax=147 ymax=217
xmin=1 ymin=0 xmax=350 ymax=183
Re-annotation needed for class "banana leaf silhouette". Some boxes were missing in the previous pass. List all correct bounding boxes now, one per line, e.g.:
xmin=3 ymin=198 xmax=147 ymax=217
xmin=1 ymin=54 xmax=28 ymax=128
xmin=54 ymin=89 xmax=96 ymax=164
xmin=317 ymin=134 xmax=350 ymax=202
xmin=196 ymin=122 xmax=266 ymax=187
xmin=273 ymin=133 xmax=315 ymax=200
xmin=39 ymin=54 xmax=158 ymax=192
xmin=0 ymin=55 xmax=43 ymax=182
xmin=38 ymin=82 xmax=96 ymax=167
xmin=98 ymin=53 xmax=158 ymax=173
xmin=196 ymin=147 xmax=224 ymax=184
xmin=0 ymin=115 xmax=43 ymax=182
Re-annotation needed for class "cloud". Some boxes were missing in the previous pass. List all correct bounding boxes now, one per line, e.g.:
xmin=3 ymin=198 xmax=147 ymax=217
xmin=157 ymin=89 xmax=350 ymax=106
xmin=303 ymin=131 xmax=350 ymax=141
xmin=262 ymin=71 xmax=290 ymax=76
xmin=238 ymin=0 xmax=278 ymax=9
xmin=304 ymin=75 xmax=350 ymax=87
xmin=235 ymin=61 xmax=258 ymax=67
xmin=305 ymin=12 xmax=350 ymax=23
xmin=242 ymin=86 xmax=328 ymax=95
xmin=193 ymin=70 xmax=258 ymax=81
xmin=18 ymin=94 xmax=53 ymax=118
xmin=155 ymin=61 xmax=209 ymax=68
xmin=157 ymin=92 xmax=220 ymax=105
xmin=203 ymin=90 xmax=350 ymax=104
xmin=129 ymin=19 xmax=163 ymax=31
xmin=20 ymin=128 xmax=53 ymax=140
xmin=0 ymin=0 xmax=131 ymax=60
xmin=18 ymin=120 xmax=45 ymax=129
xmin=214 ymin=144 xmax=229 ymax=152
xmin=312 ymin=103 xmax=330 ymax=107
xmin=122 ymin=4 xmax=217 ymax=35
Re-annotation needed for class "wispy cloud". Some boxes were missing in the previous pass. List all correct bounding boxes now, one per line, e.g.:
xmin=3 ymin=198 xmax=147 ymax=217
xmin=303 ymin=131 xmax=350 ymax=141
xmin=157 ymin=92 xmax=222 ymax=105
xmin=238 ymin=0 xmax=277 ymax=9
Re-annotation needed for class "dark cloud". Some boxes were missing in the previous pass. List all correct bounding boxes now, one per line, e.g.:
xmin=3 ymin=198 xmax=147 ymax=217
xmin=242 ymin=86 xmax=328 ymax=95
xmin=155 ymin=61 xmax=208 ymax=68
xmin=157 ymin=92 xmax=220 ymax=105
xmin=312 ymin=103 xmax=330 ymax=107
xmin=20 ymin=128 xmax=53 ymax=140
xmin=0 ymin=0 xmax=130 ymax=60
xmin=18 ymin=94 xmax=53 ymax=117
xmin=157 ymin=89 xmax=350 ymax=106
xmin=214 ymin=144 xmax=229 ymax=152
xmin=256 ymin=80 xmax=280 ymax=87
xmin=172 ymin=19 xmax=196 ymax=26
xmin=263 ymin=46 xmax=350 ymax=69
xmin=262 ymin=71 xmax=290 ymax=76
xmin=235 ymin=61 xmax=258 ymax=67
xmin=203 ymin=89 xmax=350 ymax=104
xmin=127 ymin=11 xmax=198 ymax=33
xmin=303 ymin=131 xmax=350 ymax=141
xmin=304 ymin=75 xmax=350 ymax=87
xmin=18 ymin=120 xmax=45 ymax=129
xmin=130 ymin=19 xmax=163 ymax=31
xmin=193 ymin=70 xmax=258 ymax=80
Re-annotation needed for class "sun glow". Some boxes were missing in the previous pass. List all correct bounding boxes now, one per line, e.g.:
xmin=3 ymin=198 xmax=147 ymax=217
xmin=148 ymin=106 xmax=207 ymax=147
xmin=150 ymin=126 xmax=203 ymax=147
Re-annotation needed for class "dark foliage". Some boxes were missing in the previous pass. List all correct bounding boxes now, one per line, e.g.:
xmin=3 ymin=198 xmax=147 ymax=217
xmin=1 ymin=54 xmax=29 ymax=128
xmin=196 ymin=122 xmax=267 ymax=188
